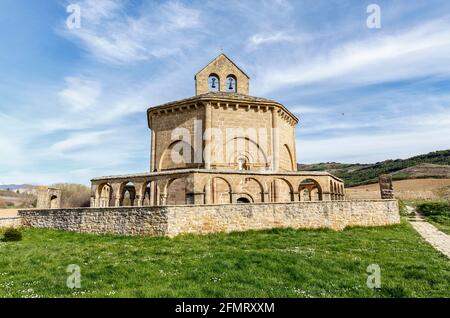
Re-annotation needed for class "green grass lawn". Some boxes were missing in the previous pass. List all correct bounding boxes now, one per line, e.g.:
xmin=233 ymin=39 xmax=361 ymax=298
xmin=0 ymin=221 xmax=449 ymax=298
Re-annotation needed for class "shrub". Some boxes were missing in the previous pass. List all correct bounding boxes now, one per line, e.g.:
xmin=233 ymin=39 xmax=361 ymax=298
xmin=398 ymin=199 xmax=409 ymax=216
xmin=417 ymin=201 xmax=450 ymax=217
xmin=50 ymin=183 xmax=91 ymax=208
xmin=2 ymin=228 xmax=22 ymax=242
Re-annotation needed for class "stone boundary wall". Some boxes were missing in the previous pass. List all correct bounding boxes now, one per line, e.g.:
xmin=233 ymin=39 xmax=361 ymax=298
xmin=0 ymin=217 xmax=23 ymax=228
xmin=19 ymin=200 xmax=399 ymax=237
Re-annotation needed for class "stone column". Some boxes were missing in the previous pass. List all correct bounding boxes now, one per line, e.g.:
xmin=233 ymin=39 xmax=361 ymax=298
xmin=271 ymin=108 xmax=280 ymax=171
xmin=322 ymin=192 xmax=332 ymax=201
xmin=150 ymin=115 xmax=156 ymax=171
xmin=204 ymin=102 xmax=212 ymax=169
xmin=160 ymin=194 xmax=168 ymax=206
xmin=204 ymin=179 xmax=212 ymax=204
xmin=262 ymin=191 xmax=270 ymax=203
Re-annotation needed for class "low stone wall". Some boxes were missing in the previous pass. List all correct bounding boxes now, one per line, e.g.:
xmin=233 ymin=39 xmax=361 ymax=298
xmin=0 ymin=217 xmax=23 ymax=228
xmin=19 ymin=200 xmax=399 ymax=237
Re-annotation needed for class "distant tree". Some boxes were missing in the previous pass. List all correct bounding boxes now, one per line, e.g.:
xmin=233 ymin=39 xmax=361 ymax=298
xmin=50 ymin=183 xmax=91 ymax=208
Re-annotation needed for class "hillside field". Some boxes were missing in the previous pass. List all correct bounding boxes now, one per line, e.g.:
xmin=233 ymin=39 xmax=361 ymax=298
xmin=345 ymin=178 xmax=450 ymax=200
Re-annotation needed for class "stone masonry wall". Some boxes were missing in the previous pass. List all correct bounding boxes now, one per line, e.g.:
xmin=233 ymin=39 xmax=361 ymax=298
xmin=0 ymin=217 xmax=22 ymax=228
xmin=19 ymin=200 xmax=399 ymax=237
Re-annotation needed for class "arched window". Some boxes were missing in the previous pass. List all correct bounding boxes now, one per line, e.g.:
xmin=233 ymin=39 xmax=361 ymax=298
xmin=237 ymin=156 xmax=249 ymax=171
xmin=208 ymin=74 xmax=220 ymax=92
xmin=226 ymin=75 xmax=237 ymax=92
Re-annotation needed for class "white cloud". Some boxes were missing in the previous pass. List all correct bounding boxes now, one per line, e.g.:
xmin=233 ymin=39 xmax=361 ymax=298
xmin=58 ymin=76 xmax=102 ymax=111
xmin=61 ymin=0 xmax=202 ymax=64
xmin=254 ymin=19 xmax=450 ymax=94
xmin=50 ymin=130 xmax=113 ymax=153
xmin=248 ymin=32 xmax=295 ymax=48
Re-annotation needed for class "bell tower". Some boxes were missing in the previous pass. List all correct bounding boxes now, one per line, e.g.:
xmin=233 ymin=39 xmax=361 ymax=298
xmin=194 ymin=53 xmax=250 ymax=95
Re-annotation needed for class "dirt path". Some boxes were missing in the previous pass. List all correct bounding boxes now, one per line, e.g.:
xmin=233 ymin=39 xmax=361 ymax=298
xmin=0 ymin=209 xmax=18 ymax=218
xmin=408 ymin=206 xmax=450 ymax=259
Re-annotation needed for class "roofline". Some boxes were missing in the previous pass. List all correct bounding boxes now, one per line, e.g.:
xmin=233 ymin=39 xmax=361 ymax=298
xmin=91 ymin=169 xmax=344 ymax=183
xmin=146 ymin=94 xmax=299 ymax=128
xmin=194 ymin=53 xmax=250 ymax=79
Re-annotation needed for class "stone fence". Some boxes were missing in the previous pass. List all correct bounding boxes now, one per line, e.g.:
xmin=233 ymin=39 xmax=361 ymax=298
xmin=0 ymin=217 xmax=23 ymax=228
xmin=18 ymin=200 xmax=400 ymax=237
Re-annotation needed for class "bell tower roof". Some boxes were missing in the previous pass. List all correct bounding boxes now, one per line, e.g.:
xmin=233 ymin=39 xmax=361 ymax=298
xmin=194 ymin=53 xmax=250 ymax=95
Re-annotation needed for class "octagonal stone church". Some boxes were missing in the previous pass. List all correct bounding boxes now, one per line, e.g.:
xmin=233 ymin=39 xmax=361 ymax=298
xmin=90 ymin=54 xmax=345 ymax=208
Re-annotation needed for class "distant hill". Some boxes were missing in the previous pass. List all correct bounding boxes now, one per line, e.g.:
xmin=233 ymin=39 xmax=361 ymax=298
xmin=0 ymin=184 xmax=35 ymax=190
xmin=298 ymin=150 xmax=450 ymax=187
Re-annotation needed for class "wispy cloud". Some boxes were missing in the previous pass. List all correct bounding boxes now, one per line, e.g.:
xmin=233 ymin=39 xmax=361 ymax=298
xmin=254 ymin=18 xmax=450 ymax=94
xmin=58 ymin=76 xmax=102 ymax=111
xmin=61 ymin=0 xmax=203 ymax=64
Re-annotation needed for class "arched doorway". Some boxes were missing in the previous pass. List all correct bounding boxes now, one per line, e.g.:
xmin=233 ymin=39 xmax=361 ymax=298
xmin=50 ymin=195 xmax=58 ymax=208
xmin=120 ymin=182 xmax=136 ymax=206
xmin=299 ymin=179 xmax=323 ymax=201
xmin=237 ymin=197 xmax=251 ymax=203
xmin=98 ymin=183 xmax=114 ymax=207
xmin=271 ymin=178 xmax=293 ymax=202
xmin=166 ymin=178 xmax=187 ymax=205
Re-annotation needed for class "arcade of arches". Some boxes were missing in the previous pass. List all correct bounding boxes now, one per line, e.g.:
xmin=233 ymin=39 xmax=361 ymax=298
xmin=91 ymin=171 xmax=344 ymax=207
xmin=91 ymin=54 xmax=346 ymax=208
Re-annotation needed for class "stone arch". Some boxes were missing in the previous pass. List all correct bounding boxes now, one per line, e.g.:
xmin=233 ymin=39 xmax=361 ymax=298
xmin=118 ymin=181 xmax=136 ymax=206
xmin=49 ymin=195 xmax=58 ymax=209
xmin=208 ymin=177 xmax=232 ymax=204
xmin=165 ymin=178 xmax=187 ymax=205
xmin=208 ymin=73 xmax=220 ymax=92
xmin=235 ymin=177 xmax=265 ymax=203
xmin=159 ymin=140 xmax=195 ymax=171
xmin=236 ymin=193 xmax=253 ymax=203
xmin=226 ymin=74 xmax=237 ymax=92
xmin=225 ymin=136 xmax=268 ymax=170
xmin=140 ymin=180 xmax=158 ymax=206
xmin=237 ymin=197 xmax=251 ymax=203
xmin=299 ymin=178 xmax=323 ymax=201
xmin=271 ymin=178 xmax=294 ymax=202
xmin=97 ymin=183 xmax=114 ymax=207
xmin=281 ymin=144 xmax=295 ymax=171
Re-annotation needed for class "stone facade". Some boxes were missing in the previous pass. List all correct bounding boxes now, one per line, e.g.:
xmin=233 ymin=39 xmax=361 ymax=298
xmin=19 ymin=199 xmax=399 ymax=237
xmin=195 ymin=54 xmax=249 ymax=95
xmin=36 ymin=187 xmax=62 ymax=209
xmin=91 ymin=54 xmax=345 ymax=208
xmin=18 ymin=54 xmax=400 ymax=237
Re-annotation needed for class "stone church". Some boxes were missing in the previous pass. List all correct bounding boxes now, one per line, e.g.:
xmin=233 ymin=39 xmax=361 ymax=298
xmin=90 ymin=54 xmax=345 ymax=208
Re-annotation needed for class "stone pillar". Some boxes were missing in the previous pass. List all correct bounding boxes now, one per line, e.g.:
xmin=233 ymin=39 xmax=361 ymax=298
xmin=160 ymin=194 xmax=168 ymax=206
xmin=150 ymin=116 xmax=156 ymax=171
xmin=379 ymin=174 xmax=394 ymax=199
xmin=204 ymin=102 xmax=212 ymax=169
xmin=263 ymin=191 xmax=270 ymax=203
xmin=271 ymin=108 xmax=279 ymax=171
xmin=204 ymin=180 xmax=212 ymax=204
xmin=322 ymin=192 xmax=332 ymax=201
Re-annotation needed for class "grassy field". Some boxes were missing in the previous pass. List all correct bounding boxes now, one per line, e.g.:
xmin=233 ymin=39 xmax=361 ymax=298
xmin=0 ymin=221 xmax=449 ymax=298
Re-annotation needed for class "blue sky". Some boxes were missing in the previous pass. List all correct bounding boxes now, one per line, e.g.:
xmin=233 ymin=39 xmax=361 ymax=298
xmin=1 ymin=0 xmax=450 ymax=185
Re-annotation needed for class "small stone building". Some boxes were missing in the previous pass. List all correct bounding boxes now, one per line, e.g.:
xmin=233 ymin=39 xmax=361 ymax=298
xmin=36 ymin=187 xmax=62 ymax=209
xmin=91 ymin=54 xmax=345 ymax=207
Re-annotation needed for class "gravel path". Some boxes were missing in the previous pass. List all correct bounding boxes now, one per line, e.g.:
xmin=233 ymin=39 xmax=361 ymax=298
xmin=408 ymin=206 xmax=450 ymax=259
